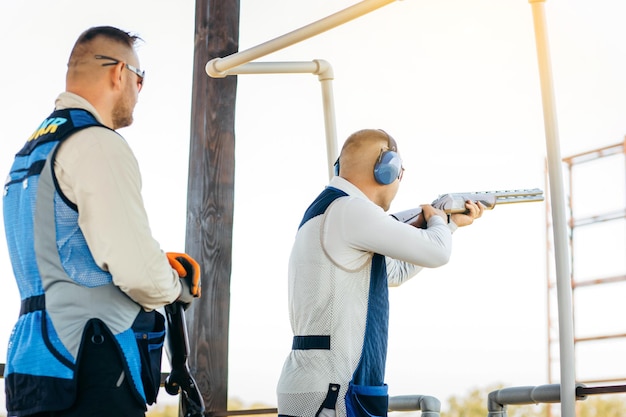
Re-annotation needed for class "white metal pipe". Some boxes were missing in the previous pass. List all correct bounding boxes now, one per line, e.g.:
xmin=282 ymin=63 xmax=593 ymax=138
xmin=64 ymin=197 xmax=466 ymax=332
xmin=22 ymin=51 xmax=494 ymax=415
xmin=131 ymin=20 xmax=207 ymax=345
xmin=208 ymin=61 xmax=322 ymax=77
xmin=316 ymin=60 xmax=339 ymax=179
xmin=206 ymin=0 xmax=398 ymax=78
xmin=528 ymin=1 xmax=576 ymax=417
xmin=208 ymin=60 xmax=338 ymax=179
xmin=204 ymin=1 xmax=399 ymax=179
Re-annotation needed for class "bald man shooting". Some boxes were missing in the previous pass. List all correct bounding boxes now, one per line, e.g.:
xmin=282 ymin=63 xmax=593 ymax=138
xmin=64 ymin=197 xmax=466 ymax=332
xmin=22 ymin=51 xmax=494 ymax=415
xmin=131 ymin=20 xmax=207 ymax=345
xmin=276 ymin=129 xmax=483 ymax=417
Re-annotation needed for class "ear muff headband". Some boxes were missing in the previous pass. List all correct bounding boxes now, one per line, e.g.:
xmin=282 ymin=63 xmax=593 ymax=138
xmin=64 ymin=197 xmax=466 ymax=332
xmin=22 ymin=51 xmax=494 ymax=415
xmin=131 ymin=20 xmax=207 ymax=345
xmin=334 ymin=130 xmax=402 ymax=185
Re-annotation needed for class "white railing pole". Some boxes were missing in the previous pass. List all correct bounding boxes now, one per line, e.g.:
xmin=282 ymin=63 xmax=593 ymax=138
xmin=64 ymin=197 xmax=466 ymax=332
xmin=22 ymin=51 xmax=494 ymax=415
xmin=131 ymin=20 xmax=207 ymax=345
xmin=205 ymin=0 xmax=399 ymax=179
xmin=316 ymin=60 xmax=339 ymax=179
xmin=209 ymin=60 xmax=339 ymax=179
xmin=528 ymin=1 xmax=576 ymax=417
xmin=206 ymin=0 xmax=398 ymax=78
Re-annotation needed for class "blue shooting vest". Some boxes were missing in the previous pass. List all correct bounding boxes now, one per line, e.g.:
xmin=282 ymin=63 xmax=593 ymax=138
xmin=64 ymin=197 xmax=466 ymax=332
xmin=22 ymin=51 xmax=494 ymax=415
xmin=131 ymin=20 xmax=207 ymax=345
xmin=3 ymin=108 xmax=164 ymax=415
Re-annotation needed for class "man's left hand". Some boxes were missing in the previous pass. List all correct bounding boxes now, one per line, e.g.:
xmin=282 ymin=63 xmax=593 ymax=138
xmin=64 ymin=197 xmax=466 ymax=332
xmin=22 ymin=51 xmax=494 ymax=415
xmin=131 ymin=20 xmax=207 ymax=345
xmin=450 ymin=200 xmax=484 ymax=227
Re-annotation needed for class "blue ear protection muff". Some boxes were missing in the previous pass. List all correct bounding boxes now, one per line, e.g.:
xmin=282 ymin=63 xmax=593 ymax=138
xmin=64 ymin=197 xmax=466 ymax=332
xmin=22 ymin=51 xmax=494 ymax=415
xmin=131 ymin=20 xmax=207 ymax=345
xmin=373 ymin=148 xmax=402 ymax=185
xmin=373 ymin=130 xmax=403 ymax=185
xmin=334 ymin=130 xmax=403 ymax=185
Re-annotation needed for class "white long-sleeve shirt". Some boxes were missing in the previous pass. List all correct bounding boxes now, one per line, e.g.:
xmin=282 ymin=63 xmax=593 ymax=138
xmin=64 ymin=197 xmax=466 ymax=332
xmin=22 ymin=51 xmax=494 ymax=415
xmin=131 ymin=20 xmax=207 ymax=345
xmin=277 ymin=176 xmax=456 ymax=417
xmin=53 ymin=92 xmax=181 ymax=310
xmin=323 ymin=176 xmax=456 ymax=284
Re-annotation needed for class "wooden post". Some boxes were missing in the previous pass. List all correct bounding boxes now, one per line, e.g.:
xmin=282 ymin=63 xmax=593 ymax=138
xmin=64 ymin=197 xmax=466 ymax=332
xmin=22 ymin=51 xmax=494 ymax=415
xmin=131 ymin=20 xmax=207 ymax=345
xmin=185 ymin=0 xmax=240 ymax=413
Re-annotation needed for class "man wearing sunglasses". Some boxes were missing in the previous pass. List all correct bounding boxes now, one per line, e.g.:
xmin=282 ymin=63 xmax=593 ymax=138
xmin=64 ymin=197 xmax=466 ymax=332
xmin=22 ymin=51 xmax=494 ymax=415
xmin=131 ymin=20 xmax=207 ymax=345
xmin=3 ymin=26 xmax=199 ymax=416
xmin=277 ymin=129 xmax=484 ymax=417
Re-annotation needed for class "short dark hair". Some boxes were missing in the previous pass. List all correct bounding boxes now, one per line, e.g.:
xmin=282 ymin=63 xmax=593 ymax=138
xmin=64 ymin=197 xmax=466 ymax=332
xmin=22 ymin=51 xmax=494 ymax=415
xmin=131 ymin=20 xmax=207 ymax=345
xmin=75 ymin=26 xmax=142 ymax=49
xmin=67 ymin=26 xmax=142 ymax=66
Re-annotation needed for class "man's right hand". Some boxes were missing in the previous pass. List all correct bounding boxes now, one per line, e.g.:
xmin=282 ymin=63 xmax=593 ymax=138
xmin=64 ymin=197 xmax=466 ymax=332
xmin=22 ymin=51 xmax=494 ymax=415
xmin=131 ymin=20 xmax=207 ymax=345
xmin=416 ymin=204 xmax=447 ymax=228
xmin=166 ymin=252 xmax=201 ymax=308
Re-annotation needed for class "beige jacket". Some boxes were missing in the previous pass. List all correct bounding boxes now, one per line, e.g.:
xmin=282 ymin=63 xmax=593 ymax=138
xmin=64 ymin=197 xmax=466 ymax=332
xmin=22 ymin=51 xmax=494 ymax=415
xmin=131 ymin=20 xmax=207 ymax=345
xmin=53 ymin=92 xmax=182 ymax=310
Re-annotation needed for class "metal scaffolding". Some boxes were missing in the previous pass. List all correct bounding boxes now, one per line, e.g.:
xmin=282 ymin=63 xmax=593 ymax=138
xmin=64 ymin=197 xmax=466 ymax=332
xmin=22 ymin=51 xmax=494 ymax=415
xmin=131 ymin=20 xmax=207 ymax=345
xmin=545 ymin=138 xmax=626 ymax=415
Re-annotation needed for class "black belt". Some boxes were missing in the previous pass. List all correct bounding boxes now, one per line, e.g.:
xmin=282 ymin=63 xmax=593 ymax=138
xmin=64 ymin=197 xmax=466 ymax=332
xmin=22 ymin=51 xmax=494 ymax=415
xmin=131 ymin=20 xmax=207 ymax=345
xmin=292 ymin=335 xmax=330 ymax=350
xmin=20 ymin=294 xmax=45 ymax=316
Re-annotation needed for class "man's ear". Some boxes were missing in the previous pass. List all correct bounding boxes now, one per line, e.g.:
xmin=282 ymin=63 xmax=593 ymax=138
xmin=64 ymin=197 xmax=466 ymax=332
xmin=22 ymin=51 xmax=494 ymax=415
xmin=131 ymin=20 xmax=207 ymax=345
xmin=108 ymin=62 xmax=124 ymax=91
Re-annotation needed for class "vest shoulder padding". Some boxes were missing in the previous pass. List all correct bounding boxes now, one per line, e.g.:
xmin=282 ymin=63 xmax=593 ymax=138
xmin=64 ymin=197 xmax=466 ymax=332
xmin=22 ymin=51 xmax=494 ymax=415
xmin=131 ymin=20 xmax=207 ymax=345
xmin=17 ymin=108 xmax=106 ymax=156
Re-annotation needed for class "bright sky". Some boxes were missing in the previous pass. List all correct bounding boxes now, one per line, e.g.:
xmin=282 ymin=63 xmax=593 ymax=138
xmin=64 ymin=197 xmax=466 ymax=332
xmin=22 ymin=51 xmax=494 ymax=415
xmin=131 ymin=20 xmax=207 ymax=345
xmin=1 ymin=0 xmax=625 ymax=413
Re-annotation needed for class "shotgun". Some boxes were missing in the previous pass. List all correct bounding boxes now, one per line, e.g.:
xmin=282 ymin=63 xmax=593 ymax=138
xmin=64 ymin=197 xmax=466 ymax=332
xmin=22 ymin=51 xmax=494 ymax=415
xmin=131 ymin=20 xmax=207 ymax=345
xmin=164 ymin=302 xmax=205 ymax=417
xmin=391 ymin=188 xmax=544 ymax=225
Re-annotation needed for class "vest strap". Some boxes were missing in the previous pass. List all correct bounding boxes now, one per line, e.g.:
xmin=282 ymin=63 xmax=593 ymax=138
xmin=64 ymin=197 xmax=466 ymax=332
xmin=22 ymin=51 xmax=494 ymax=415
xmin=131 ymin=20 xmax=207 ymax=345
xmin=20 ymin=294 xmax=45 ymax=316
xmin=321 ymin=383 xmax=341 ymax=410
xmin=292 ymin=335 xmax=330 ymax=350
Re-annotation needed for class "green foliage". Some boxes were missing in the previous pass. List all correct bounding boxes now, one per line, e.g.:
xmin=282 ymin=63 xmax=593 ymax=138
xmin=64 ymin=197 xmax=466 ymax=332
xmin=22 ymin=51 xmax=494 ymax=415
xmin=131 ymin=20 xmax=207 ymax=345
xmin=575 ymin=394 xmax=626 ymax=417
xmin=146 ymin=397 xmax=277 ymax=417
xmin=442 ymin=385 xmax=626 ymax=417
xmin=445 ymin=384 xmax=500 ymax=417
xmin=8 ymin=389 xmax=624 ymax=417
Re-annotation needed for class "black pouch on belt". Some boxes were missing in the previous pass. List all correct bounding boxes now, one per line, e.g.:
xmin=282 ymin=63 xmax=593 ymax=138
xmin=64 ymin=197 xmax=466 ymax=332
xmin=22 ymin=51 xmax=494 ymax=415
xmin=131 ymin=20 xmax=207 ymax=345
xmin=132 ymin=309 xmax=166 ymax=405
